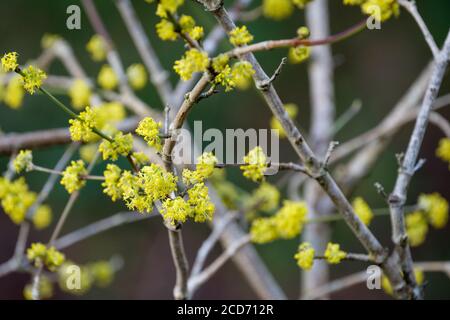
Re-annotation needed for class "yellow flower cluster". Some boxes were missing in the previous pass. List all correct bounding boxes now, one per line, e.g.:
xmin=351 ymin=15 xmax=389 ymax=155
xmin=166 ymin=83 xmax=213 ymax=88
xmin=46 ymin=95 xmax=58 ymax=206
xmin=211 ymin=55 xmax=255 ymax=91
xmin=13 ymin=149 xmax=33 ymax=173
xmin=436 ymin=138 xmax=450 ymax=168
xmin=289 ymin=46 xmax=310 ymax=64
xmin=1 ymin=52 xmax=18 ymax=72
xmin=174 ymin=49 xmax=209 ymax=81
xmin=3 ymin=75 xmax=25 ymax=109
xmin=229 ymin=26 xmax=254 ymax=46
xmin=69 ymin=106 xmax=102 ymax=142
xmin=179 ymin=15 xmax=204 ymax=41
xmin=99 ymin=132 xmax=133 ymax=161
xmin=32 ymin=204 xmax=53 ymax=230
xmin=250 ymin=200 xmax=308 ymax=243
xmin=294 ymin=242 xmax=315 ymax=270
xmin=98 ymin=64 xmax=118 ymax=90
xmin=0 ymin=177 xmax=37 ymax=224
xmin=60 ymin=160 xmax=87 ymax=194
xmin=162 ymin=196 xmax=191 ymax=225
xmin=21 ymin=65 xmax=47 ymax=94
xmin=126 ymin=63 xmax=148 ymax=90
xmin=102 ymin=164 xmax=122 ymax=201
xmin=344 ymin=0 xmax=400 ymax=22
xmin=86 ymin=35 xmax=107 ymax=62
xmin=187 ymin=182 xmax=215 ymax=223
xmin=154 ymin=0 xmax=184 ymax=18
xmin=262 ymin=0 xmax=313 ymax=20
xmin=406 ymin=193 xmax=449 ymax=247
xmin=156 ymin=19 xmax=178 ymax=41
xmin=135 ymin=116 xmax=162 ymax=151
xmin=182 ymin=152 xmax=218 ymax=185
xmin=352 ymin=197 xmax=374 ymax=226
xmin=324 ymin=242 xmax=347 ymax=264
xmin=246 ymin=182 xmax=280 ymax=213
xmin=69 ymin=79 xmax=92 ymax=110
xmin=27 ymin=242 xmax=65 ymax=271
xmin=270 ymin=103 xmax=298 ymax=138
xmin=240 ymin=146 xmax=267 ymax=182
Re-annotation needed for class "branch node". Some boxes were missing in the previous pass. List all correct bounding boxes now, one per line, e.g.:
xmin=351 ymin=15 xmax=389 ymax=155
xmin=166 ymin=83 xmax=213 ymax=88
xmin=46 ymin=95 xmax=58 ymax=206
xmin=256 ymin=57 xmax=287 ymax=91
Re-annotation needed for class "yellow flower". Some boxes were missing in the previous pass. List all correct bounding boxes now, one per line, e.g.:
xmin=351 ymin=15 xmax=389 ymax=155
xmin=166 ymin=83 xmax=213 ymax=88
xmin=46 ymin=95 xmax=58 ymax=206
xmin=41 ymin=33 xmax=61 ymax=49
xmin=295 ymin=242 xmax=315 ymax=270
xmin=0 ymin=177 xmax=37 ymax=224
xmin=297 ymin=26 xmax=310 ymax=38
xmin=32 ymin=204 xmax=52 ymax=230
xmin=161 ymin=197 xmax=192 ymax=225
xmin=156 ymin=0 xmax=184 ymax=17
xmin=436 ymin=138 xmax=450 ymax=166
xmin=174 ymin=49 xmax=209 ymax=81
xmin=406 ymin=211 xmax=428 ymax=247
xmin=60 ymin=160 xmax=87 ymax=194
xmin=99 ymin=132 xmax=133 ymax=161
xmin=229 ymin=26 xmax=254 ymax=46
xmin=212 ymin=54 xmax=230 ymax=73
xmin=231 ymin=61 xmax=255 ymax=90
xmin=127 ymin=63 xmax=148 ymax=90
xmin=21 ymin=65 xmax=47 ymax=94
xmin=1 ymin=52 xmax=18 ymax=72
xmin=196 ymin=152 xmax=218 ymax=180
xmin=324 ymin=242 xmax=347 ymax=264
xmin=382 ymin=268 xmax=424 ymax=296
xmin=89 ymin=261 xmax=114 ymax=287
xmin=179 ymin=15 xmax=204 ymax=40
xmin=58 ymin=262 xmax=93 ymax=295
xmin=140 ymin=164 xmax=178 ymax=202
xmin=156 ymin=19 xmax=178 ymax=41
xmin=352 ymin=197 xmax=374 ymax=226
xmin=289 ymin=46 xmax=310 ymax=64
xmin=187 ymin=183 xmax=215 ymax=223
xmin=262 ymin=0 xmax=294 ymax=20
xmin=270 ymin=103 xmax=298 ymax=138
xmin=132 ymin=151 xmax=150 ymax=166
xmin=13 ymin=149 xmax=33 ymax=173
xmin=45 ymin=247 xmax=66 ymax=272
xmin=361 ymin=0 xmax=400 ymax=22
xmin=27 ymin=243 xmax=65 ymax=271
xmin=250 ymin=217 xmax=279 ymax=244
xmin=23 ymin=276 xmax=53 ymax=300
xmin=4 ymin=75 xmax=25 ymax=109
xmin=240 ymin=146 xmax=267 ymax=182
xmin=102 ymin=164 xmax=123 ymax=201
xmin=273 ymin=200 xmax=308 ymax=239
xmin=135 ymin=116 xmax=162 ymax=150
xmin=97 ymin=101 xmax=126 ymax=124
xmin=69 ymin=79 xmax=91 ymax=110
xmin=248 ymin=182 xmax=280 ymax=212
xmin=86 ymin=35 xmax=107 ymax=62
xmin=69 ymin=107 xmax=102 ymax=142
xmin=97 ymin=64 xmax=118 ymax=90
xmin=419 ymin=193 xmax=449 ymax=229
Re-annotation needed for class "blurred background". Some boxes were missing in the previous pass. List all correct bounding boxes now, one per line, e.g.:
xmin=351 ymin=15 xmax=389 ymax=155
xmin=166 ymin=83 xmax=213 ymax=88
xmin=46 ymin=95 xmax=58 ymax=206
xmin=0 ymin=0 xmax=449 ymax=299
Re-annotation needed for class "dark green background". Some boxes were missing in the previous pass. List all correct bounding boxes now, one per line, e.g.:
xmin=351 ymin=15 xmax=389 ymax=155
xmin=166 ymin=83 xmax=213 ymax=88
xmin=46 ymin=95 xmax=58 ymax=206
xmin=0 ymin=0 xmax=449 ymax=299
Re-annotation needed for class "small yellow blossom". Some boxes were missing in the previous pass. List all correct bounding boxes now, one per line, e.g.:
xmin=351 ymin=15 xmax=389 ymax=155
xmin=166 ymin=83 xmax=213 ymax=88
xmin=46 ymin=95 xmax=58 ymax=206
xmin=135 ymin=116 xmax=162 ymax=150
xmin=406 ymin=211 xmax=428 ymax=247
xmin=58 ymin=262 xmax=93 ymax=295
xmin=23 ymin=276 xmax=53 ymax=300
xmin=270 ymin=104 xmax=298 ymax=138
xmin=156 ymin=0 xmax=184 ymax=17
xmin=419 ymin=193 xmax=449 ymax=229
xmin=45 ymin=247 xmax=66 ymax=272
xmin=156 ymin=19 xmax=178 ymax=41
xmin=324 ymin=242 xmax=347 ymax=264
xmin=27 ymin=243 xmax=65 ymax=271
xmin=361 ymin=0 xmax=400 ymax=22
xmin=1 ymin=52 xmax=18 ymax=72
xmin=436 ymin=138 xmax=450 ymax=167
xmin=102 ymin=164 xmax=123 ymax=201
xmin=41 ymin=33 xmax=61 ymax=49
xmin=132 ymin=151 xmax=150 ymax=166
xmin=89 ymin=261 xmax=114 ymax=287
xmin=297 ymin=26 xmax=310 ymax=39
xmin=86 ymin=35 xmax=107 ymax=62
xmin=4 ymin=75 xmax=25 ymax=109
xmin=187 ymin=183 xmax=215 ymax=223
xmin=295 ymin=242 xmax=315 ymax=270
xmin=32 ymin=204 xmax=52 ymax=230
xmin=99 ymin=132 xmax=133 ymax=161
xmin=69 ymin=107 xmax=101 ymax=142
xmin=262 ymin=0 xmax=294 ymax=20
xmin=248 ymin=182 xmax=280 ymax=212
xmin=174 ymin=49 xmax=209 ymax=81
xmin=21 ymin=65 xmax=47 ymax=94
xmin=0 ymin=177 xmax=37 ymax=224
xmin=60 ymin=160 xmax=87 ymax=194
xmin=229 ymin=26 xmax=254 ymax=46
xmin=352 ymin=197 xmax=374 ymax=226
xmin=97 ymin=64 xmax=118 ymax=90
xmin=289 ymin=46 xmax=310 ymax=64
xmin=161 ymin=197 xmax=192 ymax=225
xmin=13 ymin=149 xmax=33 ymax=173
xmin=98 ymin=101 xmax=126 ymax=124
xmin=140 ymin=164 xmax=178 ymax=202
xmin=69 ymin=79 xmax=91 ymax=110
xmin=231 ymin=61 xmax=255 ymax=90
xmin=241 ymin=146 xmax=267 ymax=182
xmin=179 ymin=15 xmax=204 ymax=40
xmin=127 ymin=64 xmax=148 ymax=90
xmin=250 ymin=217 xmax=279 ymax=244
xmin=196 ymin=152 xmax=218 ymax=180
xmin=273 ymin=200 xmax=308 ymax=239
